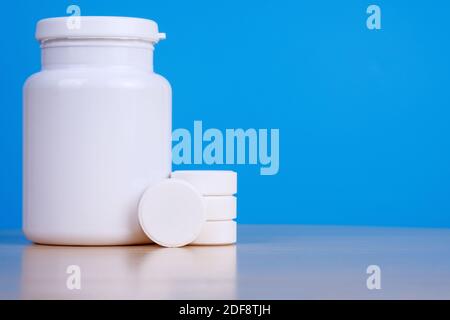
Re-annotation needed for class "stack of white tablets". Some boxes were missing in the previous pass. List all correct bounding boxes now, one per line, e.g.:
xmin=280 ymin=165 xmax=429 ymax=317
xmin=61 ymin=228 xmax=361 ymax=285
xmin=172 ymin=171 xmax=237 ymax=246
xmin=138 ymin=171 xmax=237 ymax=248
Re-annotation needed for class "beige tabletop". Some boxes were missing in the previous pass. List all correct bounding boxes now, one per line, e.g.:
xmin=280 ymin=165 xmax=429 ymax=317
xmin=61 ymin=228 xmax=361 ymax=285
xmin=1 ymin=225 xmax=449 ymax=300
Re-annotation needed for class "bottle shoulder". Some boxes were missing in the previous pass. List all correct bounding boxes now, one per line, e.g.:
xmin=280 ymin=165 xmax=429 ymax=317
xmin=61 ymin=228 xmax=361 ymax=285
xmin=24 ymin=68 xmax=171 ymax=92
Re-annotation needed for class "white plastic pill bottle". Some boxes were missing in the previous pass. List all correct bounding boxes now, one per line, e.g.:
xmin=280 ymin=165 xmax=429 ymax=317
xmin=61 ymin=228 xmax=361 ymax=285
xmin=23 ymin=17 xmax=172 ymax=245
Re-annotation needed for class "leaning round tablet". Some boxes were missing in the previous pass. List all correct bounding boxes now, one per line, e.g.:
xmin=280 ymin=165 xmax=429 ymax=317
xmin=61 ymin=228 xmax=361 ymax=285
xmin=138 ymin=179 xmax=206 ymax=248
xmin=191 ymin=221 xmax=237 ymax=245
xmin=171 ymin=171 xmax=237 ymax=196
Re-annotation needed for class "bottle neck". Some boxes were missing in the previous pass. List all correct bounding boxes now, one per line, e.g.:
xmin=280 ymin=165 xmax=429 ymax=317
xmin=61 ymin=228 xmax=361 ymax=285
xmin=41 ymin=38 xmax=154 ymax=71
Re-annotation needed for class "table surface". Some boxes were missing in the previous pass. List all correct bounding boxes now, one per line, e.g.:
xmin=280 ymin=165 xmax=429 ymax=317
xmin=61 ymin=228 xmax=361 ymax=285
xmin=1 ymin=225 xmax=449 ymax=300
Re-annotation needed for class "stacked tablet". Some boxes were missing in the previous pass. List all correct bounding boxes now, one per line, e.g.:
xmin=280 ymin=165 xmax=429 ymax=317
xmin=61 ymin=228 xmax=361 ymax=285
xmin=138 ymin=171 xmax=237 ymax=248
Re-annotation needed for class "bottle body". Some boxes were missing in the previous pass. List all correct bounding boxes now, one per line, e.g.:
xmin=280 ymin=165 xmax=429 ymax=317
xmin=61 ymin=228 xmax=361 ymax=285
xmin=23 ymin=38 xmax=172 ymax=245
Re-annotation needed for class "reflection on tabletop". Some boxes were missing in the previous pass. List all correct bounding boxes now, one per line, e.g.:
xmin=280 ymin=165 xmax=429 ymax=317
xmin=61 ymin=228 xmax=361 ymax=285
xmin=2 ymin=225 xmax=450 ymax=299
xmin=20 ymin=244 xmax=237 ymax=300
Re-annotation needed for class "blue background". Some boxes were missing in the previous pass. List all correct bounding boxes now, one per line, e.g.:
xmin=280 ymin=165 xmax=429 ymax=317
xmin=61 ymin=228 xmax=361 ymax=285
xmin=1 ymin=0 xmax=450 ymax=229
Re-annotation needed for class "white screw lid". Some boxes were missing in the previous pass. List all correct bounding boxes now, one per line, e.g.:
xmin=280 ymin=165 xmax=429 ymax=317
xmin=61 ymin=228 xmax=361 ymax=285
xmin=36 ymin=16 xmax=166 ymax=43
xmin=138 ymin=179 xmax=206 ymax=248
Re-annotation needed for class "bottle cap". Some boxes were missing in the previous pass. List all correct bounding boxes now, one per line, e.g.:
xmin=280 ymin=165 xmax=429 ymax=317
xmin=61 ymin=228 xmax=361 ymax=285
xmin=36 ymin=16 xmax=166 ymax=43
